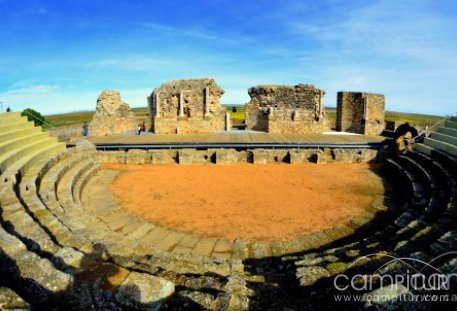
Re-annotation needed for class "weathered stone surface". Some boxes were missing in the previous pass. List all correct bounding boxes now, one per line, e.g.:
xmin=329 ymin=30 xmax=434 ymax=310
xmin=74 ymin=139 xmax=97 ymax=152
xmin=362 ymin=284 xmax=425 ymax=310
xmin=192 ymin=238 xmax=217 ymax=257
xmin=53 ymin=247 xmax=85 ymax=269
xmin=185 ymin=276 xmax=223 ymax=291
xmin=181 ymin=291 xmax=221 ymax=310
xmin=89 ymin=90 xmax=137 ymax=136
xmin=245 ymin=84 xmax=329 ymax=134
xmin=149 ymin=78 xmax=225 ymax=134
xmin=296 ymin=266 xmax=330 ymax=287
xmin=222 ymin=274 xmax=253 ymax=310
xmin=0 ymin=287 xmax=29 ymax=310
xmin=232 ymin=239 xmax=250 ymax=259
xmin=75 ymin=262 xmax=130 ymax=293
xmin=126 ymin=149 xmax=150 ymax=164
xmin=149 ymin=149 xmax=178 ymax=164
xmin=114 ymin=272 xmax=175 ymax=308
xmin=178 ymin=149 xmax=214 ymax=164
xmin=270 ymin=240 xmax=302 ymax=256
xmin=95 ymin=150 xmax=126 ymax=164
xmin=215 ymin=149 xmax=247 ymax=164
xmin=251 ymin=149 xmax=268 ymax=164
xmin=336 ymin=91 xmax=385 ymax=136
xmin=331 ymin=148 xmax=378 ymax=163
xmin=251 ymin=242 xmax=271 ymax=258
xmin=17 ymin=252 xmax=72 ymax=293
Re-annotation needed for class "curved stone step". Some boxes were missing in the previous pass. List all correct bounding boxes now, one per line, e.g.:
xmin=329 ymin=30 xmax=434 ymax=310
xmin=57 ymin=160 xmax=96 ymax=209
xmin=0 ymin=122 xmax=37 ymax=135
xmin=0 ymin=112 xmax=21 ymax=120
xmin=0 ymin=196 xmax=60 ymax=255
xmin=39 ymin=154 xmax=87 ymax=211
xmin=72 ymin=164 xmax=100 ymax=206
xmin=0 ymin=286 xmax=30 ymax=310
xmin=384 ymin=159 xmax=415 ymax=207
xmin=0 ymin=125 xmax=39 ymax=144
xmin=431 ymin=132 xmax=457 ymax=147
xmin=397 ymin=155 xmax=434 ymax=196
xmin=0 ymin=132 xmax=48 ymax=159
xmin=437 ymin=126 xmax=457 ymax=139
xmin=444 ymin=120 xmax=457 ymax=129
xmin=0 ymin=225 xmax=72 ymax=306
xmin=18 ymin=157 xmax=96 ymax=256
xmin=0 ymin=137 xmax=59 ymax=174
xmin=0 ymin=116 xmax=31 ymax=129
xmin=1 ymin=143 xmax=66 ymax=186
xmin=424 ymin=137 xmax=457 ymax=158
xmin=408 ymin=151 xmax=455 ymax=195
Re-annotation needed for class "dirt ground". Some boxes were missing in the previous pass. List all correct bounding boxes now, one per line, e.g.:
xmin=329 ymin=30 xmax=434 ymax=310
xmin=103 ymin=163 xmax=384 ymax=242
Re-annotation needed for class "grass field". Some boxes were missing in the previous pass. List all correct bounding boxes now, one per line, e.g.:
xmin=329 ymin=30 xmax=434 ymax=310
xmin=45 ymin=107 xmax=149 ymax=129
xmin=324 ymin=108 xmax=444 ymax=127
xmin=43 ymin=105 xmax=445 ymax=130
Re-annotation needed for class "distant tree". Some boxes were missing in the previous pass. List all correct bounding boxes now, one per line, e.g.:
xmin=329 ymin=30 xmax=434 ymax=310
xmin=22 ymin=108 xmax=45 ymax=126
xmin=232 ymin=106 xmax=238 ymax=113
xmin=6 ymin=107 xmax=11 ymax=112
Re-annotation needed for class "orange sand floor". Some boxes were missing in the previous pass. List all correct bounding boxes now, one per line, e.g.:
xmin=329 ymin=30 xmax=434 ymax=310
xmin=103 ymin=163 xmax=384 ymax=242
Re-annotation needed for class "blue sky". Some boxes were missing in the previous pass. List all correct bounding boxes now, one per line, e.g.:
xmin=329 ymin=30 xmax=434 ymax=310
xmin=0 ymin=0 xmax=456 ymax=116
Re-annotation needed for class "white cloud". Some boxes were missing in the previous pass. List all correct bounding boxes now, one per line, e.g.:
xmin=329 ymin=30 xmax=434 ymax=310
xmin=140 ymin=22 xmax=250 ymax=45
xmin=2 ymin=84 xmax=59 ymax=96
xmin=286 ymin=0 xmax=457 ymax=115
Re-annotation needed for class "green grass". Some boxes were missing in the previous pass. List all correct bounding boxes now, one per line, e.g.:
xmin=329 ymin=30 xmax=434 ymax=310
xmin=224 ymin=105 xmax=246 ymax=124
xmin=44 ymin=108 xmax=149 ymax=129
xmin=45 ymin=111 xmax=94 ymax=128
xmin=384 ymin=111 xmax=443 ymax=126
xmin=325 ymin=107 xmax=443 ymax=128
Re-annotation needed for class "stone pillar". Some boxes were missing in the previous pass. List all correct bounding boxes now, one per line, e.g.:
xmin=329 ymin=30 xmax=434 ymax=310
xmin=225 ymin=112 xmax=231 ymax=131
xmin=318 ymin=90 xmax=324 ymax=121
xmin=293 ymin=110 xmax=299 ymax=121
xmin=179 ymin=91 xmax=184 ymax=117
xmin=269 ymin=107 xmax=274 ymax=116
xmin=363 ymin=97 xmax=369 ymax=120
xmin=155 ymin=92 xmax=160 ymax=117
xmin=205 ymin=87 xmax=210 ymax=116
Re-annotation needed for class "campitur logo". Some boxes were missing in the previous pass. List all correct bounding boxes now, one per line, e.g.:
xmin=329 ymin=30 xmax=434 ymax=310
xmin=332 ymin=252 xmax=457 ymax=304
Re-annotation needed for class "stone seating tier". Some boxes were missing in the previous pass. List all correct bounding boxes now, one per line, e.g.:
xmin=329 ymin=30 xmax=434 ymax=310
xmin=0 ymin=112 xmax=456 ymax=309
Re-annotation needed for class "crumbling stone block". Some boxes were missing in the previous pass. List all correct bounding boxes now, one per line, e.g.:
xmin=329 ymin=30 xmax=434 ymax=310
xmin=245 ymin=84 xmax=329 ymax=134
xmin=336 ymin=92 xmax=385 ymax=136
xmin=178 ymin=149 xmax=213 ymax=165
xmin=250 ymin=149 xmax=268 ymax=164
xmin=149 ymin=150 xmax=177 ymax=164
xmin=215 ymin=149 xmax=247 ymax=164
xmin=89 ymin=90 xmax=137 ymax=136
xmin=96 ymin=151 xmax=126 ymax=164
xmin=148 ymin=78 xmax=225 ymax=134
xmin=126 ymin=149 xmax=150 ymax=165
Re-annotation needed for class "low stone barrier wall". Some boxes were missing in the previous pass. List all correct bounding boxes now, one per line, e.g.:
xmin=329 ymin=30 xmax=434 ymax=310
xmin=47 ymin=125 xmax=83 ymax=142
xmin=94 ymin=147 xmax=385 ymax=165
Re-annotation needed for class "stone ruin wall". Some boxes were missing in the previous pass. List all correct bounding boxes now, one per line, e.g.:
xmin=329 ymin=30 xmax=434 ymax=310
xmin=95 ymin=147 xmax=383 ymax=166
xmin=336 ymin=92 xmax=385 ymax=136
xmin=148 ymin=78 xmax=226 ymax=134
xmin=89 ymin=90 xmax=137 ymax=136
xmin=245 ymin=84 xmax=329 ymax=134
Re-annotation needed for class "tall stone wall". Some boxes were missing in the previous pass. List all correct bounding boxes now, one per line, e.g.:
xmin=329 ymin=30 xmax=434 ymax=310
xmin=148 ymin=78 xmax=226 ymax=134
xmin=89 ymin=90 xmax=137 ymax=136
xmin=336 ymin=92 xmax=385 ymax=136
xmin=245 ymin=84 xmax=329 ymax=134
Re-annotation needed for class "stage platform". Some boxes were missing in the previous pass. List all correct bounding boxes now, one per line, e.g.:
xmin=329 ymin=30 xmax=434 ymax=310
xmin=72 ymin=132 xmax=389 ymax=150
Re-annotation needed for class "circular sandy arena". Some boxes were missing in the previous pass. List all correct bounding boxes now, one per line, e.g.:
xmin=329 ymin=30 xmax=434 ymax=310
xmin=103 ymin=163 xmax=384 ymax=242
